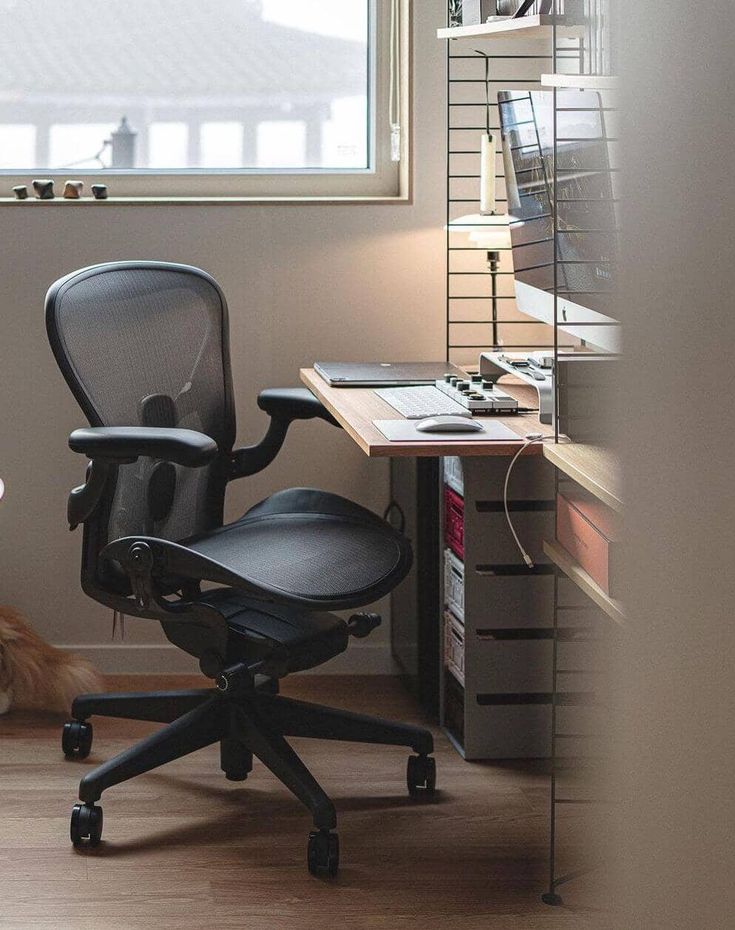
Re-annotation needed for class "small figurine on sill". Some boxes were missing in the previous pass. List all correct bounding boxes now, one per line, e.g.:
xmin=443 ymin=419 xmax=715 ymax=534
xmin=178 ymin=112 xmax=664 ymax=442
xmin=0 ymin=606 xmax=102 ymax=714
xmin=32 ymin=178 xmax=55 ymax=200
xmin=63 ymin=180 xmax=84 ymax=199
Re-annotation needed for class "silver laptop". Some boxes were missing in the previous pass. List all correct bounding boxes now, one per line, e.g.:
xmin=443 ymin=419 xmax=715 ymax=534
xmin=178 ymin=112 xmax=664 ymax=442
xmin=314 ymin=361 xmax=466 ymax=387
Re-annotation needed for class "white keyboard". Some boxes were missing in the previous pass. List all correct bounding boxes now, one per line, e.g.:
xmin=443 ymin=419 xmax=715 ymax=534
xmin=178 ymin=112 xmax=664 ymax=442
xmin=375 ymin=386 xmax=470 ymax=420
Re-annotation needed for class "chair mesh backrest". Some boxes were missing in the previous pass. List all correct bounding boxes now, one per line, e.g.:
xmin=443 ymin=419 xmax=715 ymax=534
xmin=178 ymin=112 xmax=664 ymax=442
xmin=47 ymin=263 xmax=234 ymax=545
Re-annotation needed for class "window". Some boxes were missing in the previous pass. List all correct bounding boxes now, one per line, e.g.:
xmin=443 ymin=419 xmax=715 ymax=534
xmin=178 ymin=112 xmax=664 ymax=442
xmin=0 ymin=0 xmax=406 ymax=200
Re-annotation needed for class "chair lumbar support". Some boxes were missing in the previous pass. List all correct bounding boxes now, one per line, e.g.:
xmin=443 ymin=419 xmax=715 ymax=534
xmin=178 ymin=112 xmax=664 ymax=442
xmin=347 ymin=612 xmax=382 ymax=639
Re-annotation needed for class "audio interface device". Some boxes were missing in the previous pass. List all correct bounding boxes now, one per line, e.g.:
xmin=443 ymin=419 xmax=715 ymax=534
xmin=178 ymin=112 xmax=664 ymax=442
xmin=435 ymin=373 xmax=519 ymax=414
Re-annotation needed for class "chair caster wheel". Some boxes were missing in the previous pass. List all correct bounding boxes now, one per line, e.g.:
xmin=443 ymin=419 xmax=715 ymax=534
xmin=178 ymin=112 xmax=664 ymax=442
xmin=407 ymin=754 xmax=436 ymax=800
xmin=70 ymin=803 xmax=103 ymax=848
xmin=224 ymin=770 xmax=249 ymax=782
xmin=62 ymin=720 xmax=93 ymax=760
xmin=220 ymin=739 xmax=252 ymax=782
xmin=542 ymin=892 xmax=564 ymax=907
xmin=307 ymin=829 xmax=339 ymax=877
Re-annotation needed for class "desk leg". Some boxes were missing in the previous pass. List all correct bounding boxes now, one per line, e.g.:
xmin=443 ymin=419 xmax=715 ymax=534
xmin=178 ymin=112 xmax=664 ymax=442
xmin=388 ymin=457 xmax=441 ymax=719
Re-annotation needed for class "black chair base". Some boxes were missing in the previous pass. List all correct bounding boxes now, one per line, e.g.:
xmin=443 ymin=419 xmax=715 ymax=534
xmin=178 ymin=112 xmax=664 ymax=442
xmin=64 ymin=684 xmax=436 ymax=875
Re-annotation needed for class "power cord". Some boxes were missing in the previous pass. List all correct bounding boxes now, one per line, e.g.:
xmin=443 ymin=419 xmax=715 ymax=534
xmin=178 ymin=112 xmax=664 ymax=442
xmin=503 ymin=432 xmax=557 ymax=568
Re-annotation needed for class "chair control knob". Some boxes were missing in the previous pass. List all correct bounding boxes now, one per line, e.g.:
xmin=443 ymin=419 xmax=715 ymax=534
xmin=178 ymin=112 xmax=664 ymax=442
xmin=216 ymin=661 xmax=253 ymax=692
xmin=347 ymin=612 xmax=381 ymax=638
xmin=129 ymin=541 xmax=153 ymax=571
xmin=216 ymin=658 xmax=272 ymax=692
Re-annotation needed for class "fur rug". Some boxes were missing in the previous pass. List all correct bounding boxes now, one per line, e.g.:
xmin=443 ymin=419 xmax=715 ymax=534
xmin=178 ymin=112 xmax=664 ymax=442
xmin=0 ymin=606 xmax=103 ymax=714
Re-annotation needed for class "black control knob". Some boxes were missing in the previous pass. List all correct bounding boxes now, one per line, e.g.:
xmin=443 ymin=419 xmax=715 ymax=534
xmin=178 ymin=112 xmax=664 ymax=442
xmin=456 ymin=380 xmax=470 ymax=391
xmin=444 ymin=373 xmax=454 ymax=383
xmin=470 ymin=393 xmax=485 ymax=400
xmin=471 ymin=374 xmax=483 ymax=383
xmin=482 ymin=380 xmax=494 ymax=390
xmin=449 ymin=376 xmax=459 ymax=386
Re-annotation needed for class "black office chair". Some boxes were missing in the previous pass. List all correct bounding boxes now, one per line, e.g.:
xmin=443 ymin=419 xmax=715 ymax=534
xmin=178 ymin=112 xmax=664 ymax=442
xmin=46 ymin=261 xmax=435 ymax=875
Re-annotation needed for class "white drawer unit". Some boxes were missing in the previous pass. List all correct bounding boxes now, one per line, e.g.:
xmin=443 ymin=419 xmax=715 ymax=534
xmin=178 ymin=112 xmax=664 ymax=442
xmin=440 ymin=454 xmax=556 ymax=760
xmin=444 ymin=548 xmax=465 ymax=621
xmin=443 ymin=611 xmax=465 ymax=686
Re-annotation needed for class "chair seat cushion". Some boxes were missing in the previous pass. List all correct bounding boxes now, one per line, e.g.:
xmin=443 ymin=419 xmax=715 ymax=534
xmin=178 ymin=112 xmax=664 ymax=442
xmin=197 ymin=588 xmax=349 ymax=674
xmin=182 ymin=488 xmax=412 ymax=610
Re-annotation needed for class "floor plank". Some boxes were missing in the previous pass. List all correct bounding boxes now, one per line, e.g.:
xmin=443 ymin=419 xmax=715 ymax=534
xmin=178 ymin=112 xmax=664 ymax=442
xmin=0 ymin=675 xmax=596 ymax=929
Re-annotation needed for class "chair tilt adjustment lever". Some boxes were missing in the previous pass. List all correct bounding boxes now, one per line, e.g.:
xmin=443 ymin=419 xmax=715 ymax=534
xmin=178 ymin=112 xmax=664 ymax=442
xmin=216 ymin=660 xmax=268 ymax=693
xmin=347 ymin=613 xmax=382 ymax=639
xmin=126 ymin=541 xmax=155 ymax=609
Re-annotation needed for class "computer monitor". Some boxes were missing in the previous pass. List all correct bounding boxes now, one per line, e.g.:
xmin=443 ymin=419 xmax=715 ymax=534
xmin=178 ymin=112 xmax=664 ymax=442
xmin=498 ymin=88 xmax=620 ymax=353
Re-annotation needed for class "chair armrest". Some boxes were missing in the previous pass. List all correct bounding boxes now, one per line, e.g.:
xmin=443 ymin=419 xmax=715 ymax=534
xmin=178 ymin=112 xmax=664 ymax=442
xmin=257 ymin=388 xmax=340 ymax=427
xmin=69 ymin=426 xmax=218 ymax=467
xmin=230 ymin=388 xmax=341 ymax=480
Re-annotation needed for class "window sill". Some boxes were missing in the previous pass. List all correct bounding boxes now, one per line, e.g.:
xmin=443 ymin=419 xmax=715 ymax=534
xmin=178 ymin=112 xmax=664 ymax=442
xmin=0 ymin=193 xmax=412 ymax=206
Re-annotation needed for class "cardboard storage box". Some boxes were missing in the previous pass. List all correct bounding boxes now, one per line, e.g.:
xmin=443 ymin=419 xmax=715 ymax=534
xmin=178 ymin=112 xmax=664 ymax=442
xmin=556 ymin=489 xmax=620 ymax=596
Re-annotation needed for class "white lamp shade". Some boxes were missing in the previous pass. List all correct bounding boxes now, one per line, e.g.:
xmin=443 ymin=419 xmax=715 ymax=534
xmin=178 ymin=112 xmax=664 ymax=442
xmin=469 ymin=226 xmax=512 ymax=250
xmin=447 ymin=213 xmax=512 ymax=250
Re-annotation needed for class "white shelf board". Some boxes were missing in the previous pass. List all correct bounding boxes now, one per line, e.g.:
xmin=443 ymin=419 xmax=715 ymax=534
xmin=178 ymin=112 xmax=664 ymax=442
xmin=541 ymin=73 xmax=619 ymax=90
xmin=543 ymin=443 xmax=622 ymax=513
xmin=544 ymin=540 xmax=627 ymax=628
xmin=437 ymin=15 xmax=584 ymax=41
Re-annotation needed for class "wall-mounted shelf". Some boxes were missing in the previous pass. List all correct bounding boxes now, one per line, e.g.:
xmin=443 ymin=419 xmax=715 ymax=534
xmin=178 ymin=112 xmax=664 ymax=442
xmin=543 ymin=443 xmax=622 ymax=513
xmin=541 ymin=73 xmax=618 ymax=90
xmin=437 ymin=15 xmax=584 ymax=41
xmin=544 ymin=540 xmax=626 ymax=628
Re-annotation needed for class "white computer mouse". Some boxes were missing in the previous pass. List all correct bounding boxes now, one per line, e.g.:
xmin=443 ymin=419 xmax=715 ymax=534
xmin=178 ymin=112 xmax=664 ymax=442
xmin=415 ymin=415 xmax=484 ymax=434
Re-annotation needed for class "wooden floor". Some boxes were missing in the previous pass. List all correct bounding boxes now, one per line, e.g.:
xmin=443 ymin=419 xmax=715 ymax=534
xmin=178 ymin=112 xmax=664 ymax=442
xmin=0 ymin=676 xmax=596 ymax=929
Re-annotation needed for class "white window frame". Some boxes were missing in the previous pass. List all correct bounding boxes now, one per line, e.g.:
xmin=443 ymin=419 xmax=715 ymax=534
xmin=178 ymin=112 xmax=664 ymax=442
xmin=0 ymin=0 xmax=410 ymax=203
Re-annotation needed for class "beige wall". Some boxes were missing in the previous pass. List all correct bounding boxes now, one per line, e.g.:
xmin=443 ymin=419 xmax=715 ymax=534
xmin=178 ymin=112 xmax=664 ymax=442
xmin=0 ymin=2 xmax=447 ymax=673
xmin=615 ymin=1 xmax=735 ymax=925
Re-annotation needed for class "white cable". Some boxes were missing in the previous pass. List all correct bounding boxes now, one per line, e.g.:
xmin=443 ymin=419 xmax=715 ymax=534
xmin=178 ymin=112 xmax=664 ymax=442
xmin=503 ymin=432 xmax=556 ymax=569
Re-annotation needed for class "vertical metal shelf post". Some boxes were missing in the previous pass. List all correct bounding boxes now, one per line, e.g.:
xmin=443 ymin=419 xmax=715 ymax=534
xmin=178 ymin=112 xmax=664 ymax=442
xmin=544 ymin=0 xmax=619 ymax=909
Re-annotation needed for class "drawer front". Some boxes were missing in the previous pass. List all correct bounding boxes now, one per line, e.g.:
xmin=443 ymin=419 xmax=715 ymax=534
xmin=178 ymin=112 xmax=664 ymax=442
xmin=463 ymin=454 xmax=556 ymax=502
xmin=465 ymin=573 xmax=555 ymax=628
xmin=443 ymin=611 xmax=465 ymax=686
xmin=466 ymin=510 xmax=556 ymax=567
xmin=443 ymin=548 xmax=465 ymax=621
xmin=463 ymin=705 xmax=551 ymax=760
xmin=469 ymin=637 xmax=553 ymax=693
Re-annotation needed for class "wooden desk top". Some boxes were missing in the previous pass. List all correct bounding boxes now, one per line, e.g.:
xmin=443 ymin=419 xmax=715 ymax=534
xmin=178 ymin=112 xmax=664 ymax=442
xmin=300 ymin=368 xmax=553 ymax=458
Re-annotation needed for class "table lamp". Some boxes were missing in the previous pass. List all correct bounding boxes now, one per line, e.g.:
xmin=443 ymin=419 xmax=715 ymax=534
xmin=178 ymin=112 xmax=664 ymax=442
xmin=448 ymin=214 xmax=512 ymax=349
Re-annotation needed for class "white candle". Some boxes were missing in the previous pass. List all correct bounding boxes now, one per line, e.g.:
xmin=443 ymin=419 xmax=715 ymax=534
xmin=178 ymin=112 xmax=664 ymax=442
xmin=480 ymin=132 xmax=496 ymax=215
